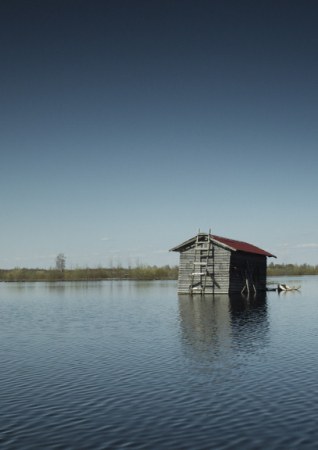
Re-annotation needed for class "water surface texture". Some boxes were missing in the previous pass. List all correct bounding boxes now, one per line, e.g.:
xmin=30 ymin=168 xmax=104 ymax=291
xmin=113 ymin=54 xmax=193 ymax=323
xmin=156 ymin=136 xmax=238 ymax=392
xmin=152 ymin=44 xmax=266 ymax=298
xmin=1 ymin=277 xmax=318 ymax=449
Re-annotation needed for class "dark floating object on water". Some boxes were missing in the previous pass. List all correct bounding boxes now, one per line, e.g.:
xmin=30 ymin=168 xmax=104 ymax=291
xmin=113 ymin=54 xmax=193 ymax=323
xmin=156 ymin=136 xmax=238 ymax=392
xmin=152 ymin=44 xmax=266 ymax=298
xmin=277 ymin=284 xmax=301 ymax=292
xmin=266 ymin=284 xmax=301 ymax=292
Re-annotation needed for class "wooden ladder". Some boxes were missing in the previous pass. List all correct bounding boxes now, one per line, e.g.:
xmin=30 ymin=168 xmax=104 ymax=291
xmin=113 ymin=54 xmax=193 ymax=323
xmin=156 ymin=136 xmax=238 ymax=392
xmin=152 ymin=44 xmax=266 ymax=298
xmin=189 ymin=232 xmax=212 ymax=295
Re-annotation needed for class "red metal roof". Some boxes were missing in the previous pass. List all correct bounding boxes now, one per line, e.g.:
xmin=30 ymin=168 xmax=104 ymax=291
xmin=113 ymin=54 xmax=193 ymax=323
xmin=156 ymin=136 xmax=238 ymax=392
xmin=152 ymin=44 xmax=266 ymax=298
xmin=170 ymin=233 xmax=276 ymax=257
xmin=210 ymin=235 xmax=275 ymax=257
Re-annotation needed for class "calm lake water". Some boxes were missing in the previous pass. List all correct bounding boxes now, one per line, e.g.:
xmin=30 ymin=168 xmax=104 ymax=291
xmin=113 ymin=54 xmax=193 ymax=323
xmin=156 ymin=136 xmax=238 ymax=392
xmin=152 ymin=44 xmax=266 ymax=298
xmin=1 ymin=277 xmax=318 ymax=449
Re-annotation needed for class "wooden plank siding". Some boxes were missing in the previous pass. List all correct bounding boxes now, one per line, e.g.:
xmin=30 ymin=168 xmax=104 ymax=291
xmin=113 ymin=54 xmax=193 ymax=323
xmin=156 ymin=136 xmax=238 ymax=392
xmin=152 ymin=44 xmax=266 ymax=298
xmin=229 ymin=252 xmax=267 ymax=293
xmin=172 ymin=233 xmax=273 ymax=295
xmin=177 ymin=244 xmax=267 ymax=295
xmin=178 ymin=245 xmax=231 ymax=294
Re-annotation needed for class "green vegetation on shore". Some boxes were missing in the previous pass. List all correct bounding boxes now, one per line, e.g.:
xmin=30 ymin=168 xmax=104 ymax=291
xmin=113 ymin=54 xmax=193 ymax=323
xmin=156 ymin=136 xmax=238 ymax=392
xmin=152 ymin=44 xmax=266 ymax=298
xmin=0 ymin=265 xmax=179 ymax=282
xmin=0 ymin=263 xmax=317 ymax=282
xmin=267 ymin=263 xmax=318 ymax=276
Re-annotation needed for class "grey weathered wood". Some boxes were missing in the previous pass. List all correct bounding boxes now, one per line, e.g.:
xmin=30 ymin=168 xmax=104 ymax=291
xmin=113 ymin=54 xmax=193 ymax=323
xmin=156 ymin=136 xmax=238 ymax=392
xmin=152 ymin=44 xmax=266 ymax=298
xmin=173 ymin=232 xmax=269 ymax=295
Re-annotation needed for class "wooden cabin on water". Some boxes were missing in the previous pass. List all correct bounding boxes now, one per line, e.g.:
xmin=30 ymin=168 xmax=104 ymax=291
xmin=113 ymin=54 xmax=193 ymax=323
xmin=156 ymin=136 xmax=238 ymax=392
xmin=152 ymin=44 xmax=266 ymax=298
xmin=170 ymin=232 xmax=276 ymax=295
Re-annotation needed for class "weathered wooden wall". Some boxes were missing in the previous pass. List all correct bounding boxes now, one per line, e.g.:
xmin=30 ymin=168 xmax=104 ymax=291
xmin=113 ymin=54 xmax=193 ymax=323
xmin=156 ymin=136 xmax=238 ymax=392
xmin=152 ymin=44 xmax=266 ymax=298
xmin=177 ymin=244 xmax=231 ymax=294
xmin=177 ymin=245 xmax=268 ymax=294
xmin=229 ymin=252 xmax=267 ymax=293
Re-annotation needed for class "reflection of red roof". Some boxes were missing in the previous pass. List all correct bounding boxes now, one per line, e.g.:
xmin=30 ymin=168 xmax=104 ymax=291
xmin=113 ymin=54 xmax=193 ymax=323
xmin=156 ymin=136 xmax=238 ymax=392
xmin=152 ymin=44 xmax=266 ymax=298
xmin=211 ymin=235 xmax=275 ymax=257
xmin=170 ymin=233 xmax=276 ymax=257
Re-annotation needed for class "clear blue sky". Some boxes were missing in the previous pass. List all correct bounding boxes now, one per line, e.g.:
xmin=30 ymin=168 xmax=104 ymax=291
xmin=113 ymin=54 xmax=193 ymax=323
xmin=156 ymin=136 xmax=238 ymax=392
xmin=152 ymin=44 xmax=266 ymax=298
xmin=1 ymin=0 xmax=318 ymax=269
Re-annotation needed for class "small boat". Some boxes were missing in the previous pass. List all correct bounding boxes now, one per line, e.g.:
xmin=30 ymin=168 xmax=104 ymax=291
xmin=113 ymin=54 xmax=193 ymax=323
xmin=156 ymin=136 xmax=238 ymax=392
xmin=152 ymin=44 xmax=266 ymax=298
xmin=277 ymin=284 xmax=301 ymax=292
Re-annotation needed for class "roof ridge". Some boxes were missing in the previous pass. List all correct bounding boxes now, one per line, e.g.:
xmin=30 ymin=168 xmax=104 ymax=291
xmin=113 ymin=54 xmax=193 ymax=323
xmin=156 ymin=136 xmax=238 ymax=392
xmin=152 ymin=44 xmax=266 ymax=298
xmin=170 ymin=233 xmax=276 ymax=258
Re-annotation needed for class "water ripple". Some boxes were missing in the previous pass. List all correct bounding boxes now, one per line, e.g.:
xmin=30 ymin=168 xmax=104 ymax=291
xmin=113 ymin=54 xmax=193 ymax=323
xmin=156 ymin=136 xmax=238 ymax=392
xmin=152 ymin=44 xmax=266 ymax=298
xmin=1 ymin=279 xmax=318 ymax=449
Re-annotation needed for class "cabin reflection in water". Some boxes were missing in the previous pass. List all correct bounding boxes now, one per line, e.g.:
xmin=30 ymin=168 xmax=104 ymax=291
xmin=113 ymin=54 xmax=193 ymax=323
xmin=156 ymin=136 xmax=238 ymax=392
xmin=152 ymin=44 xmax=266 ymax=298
xmin=178 ymin=293 xmax=268 ymax=367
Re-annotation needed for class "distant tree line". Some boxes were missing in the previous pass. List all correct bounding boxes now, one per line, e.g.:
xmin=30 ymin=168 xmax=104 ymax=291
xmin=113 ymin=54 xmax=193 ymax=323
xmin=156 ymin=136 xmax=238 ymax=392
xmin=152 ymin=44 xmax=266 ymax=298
xmin=267 ymin=262 xmax=318 ymax=276
xmin=0 ymin=265 xmax=179 ymax=282
xmin=1 ymin=263 xmax=317 ymax=282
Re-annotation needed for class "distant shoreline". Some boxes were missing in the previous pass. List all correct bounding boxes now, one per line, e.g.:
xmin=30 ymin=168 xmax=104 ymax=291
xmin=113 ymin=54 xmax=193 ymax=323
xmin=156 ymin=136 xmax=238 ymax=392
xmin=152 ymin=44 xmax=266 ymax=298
xmin=267 ymin=263 xmax=318 ymax=277
xmin=0 ymin=266 xmax=179 ymax=282
xmin=0 ymin=263 xmax=317 ymax=282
